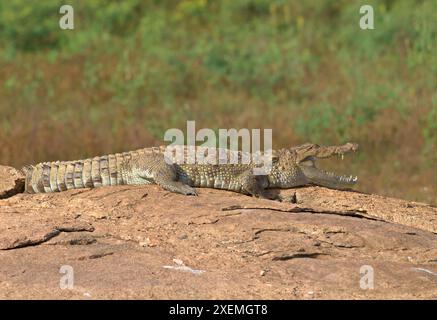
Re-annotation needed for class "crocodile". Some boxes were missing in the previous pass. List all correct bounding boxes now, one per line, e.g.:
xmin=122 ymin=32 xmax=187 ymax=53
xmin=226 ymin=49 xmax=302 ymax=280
xmin=20 ymin=142 xmax=359 ymax=198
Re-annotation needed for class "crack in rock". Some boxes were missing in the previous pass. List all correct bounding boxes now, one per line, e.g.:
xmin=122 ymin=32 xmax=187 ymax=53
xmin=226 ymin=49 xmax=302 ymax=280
xmin=272 ymin=252 xmax=326 ymax=261
xmin=254 ymin=227 xmax=300 ymax=237
xmin=1 ymin=225 xmax=95 ymax=250
xmin=47 ymin=234 xmax=97 ymax=246
xmin=222 ymin=205 xmax=383 ymax=222
xmin=79 ymin=251 xmax=114 ymax=260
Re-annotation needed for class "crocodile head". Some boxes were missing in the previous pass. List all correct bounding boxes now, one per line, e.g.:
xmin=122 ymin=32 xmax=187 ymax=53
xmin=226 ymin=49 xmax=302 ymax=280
xmin=271 ymin=142 xmax=358 ymax=190
xmin=296 ymin=142 xmax=359 ymax=190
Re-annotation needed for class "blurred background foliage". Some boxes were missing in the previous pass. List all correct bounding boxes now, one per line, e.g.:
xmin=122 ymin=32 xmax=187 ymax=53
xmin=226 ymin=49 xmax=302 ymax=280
xmin=0 ymin=0 xmax=435 ymax=203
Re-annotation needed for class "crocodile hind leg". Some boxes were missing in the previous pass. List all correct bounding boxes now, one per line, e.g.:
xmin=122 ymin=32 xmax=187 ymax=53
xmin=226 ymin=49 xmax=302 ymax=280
xmin=239 ymin=169 xmax=278 ymax=199
xmin=154 ymin=172 xmax=198 ymax=196
xmin=132 ymin=153 xmax=197 ymax=196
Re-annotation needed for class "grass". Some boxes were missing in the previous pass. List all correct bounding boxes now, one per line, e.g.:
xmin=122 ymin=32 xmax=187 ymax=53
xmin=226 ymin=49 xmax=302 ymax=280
xmin=0 ymin=0 xmax=436 ymax=203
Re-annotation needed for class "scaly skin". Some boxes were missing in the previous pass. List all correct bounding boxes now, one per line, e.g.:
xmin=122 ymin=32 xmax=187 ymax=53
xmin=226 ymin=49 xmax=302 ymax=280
xmin=22 ymin=143 xmax=359 ymax=198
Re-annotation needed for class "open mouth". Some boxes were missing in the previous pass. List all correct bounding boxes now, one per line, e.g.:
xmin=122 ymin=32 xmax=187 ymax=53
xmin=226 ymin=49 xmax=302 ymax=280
xmin=301 ymin=165 xmax=358 ymax=189
xmin=298 ymin=142 xmax=359 ymax=190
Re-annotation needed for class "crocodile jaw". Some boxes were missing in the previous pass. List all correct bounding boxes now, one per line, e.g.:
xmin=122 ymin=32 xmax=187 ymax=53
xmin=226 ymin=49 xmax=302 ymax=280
xmin=299 ymin=165 xmax=358 ymax=190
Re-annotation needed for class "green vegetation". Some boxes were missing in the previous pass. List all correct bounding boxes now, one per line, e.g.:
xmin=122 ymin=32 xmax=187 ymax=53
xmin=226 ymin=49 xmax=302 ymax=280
xmin=0 ymin=0 xmax=436 ymax=203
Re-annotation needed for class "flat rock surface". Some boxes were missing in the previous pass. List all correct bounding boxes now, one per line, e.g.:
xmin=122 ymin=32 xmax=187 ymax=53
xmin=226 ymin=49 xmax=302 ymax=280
xmin=0 ymin=165 xmax=436 ymax=299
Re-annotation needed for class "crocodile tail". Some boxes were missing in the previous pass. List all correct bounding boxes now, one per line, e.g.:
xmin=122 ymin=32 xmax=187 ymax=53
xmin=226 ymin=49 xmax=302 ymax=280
xmin=21 ymin=165 xmax=33 ymax=176
xmin=21 ymin=165 xmax=36 ymax=193
xmin=20 ymin=152 xmax=133 ymax=194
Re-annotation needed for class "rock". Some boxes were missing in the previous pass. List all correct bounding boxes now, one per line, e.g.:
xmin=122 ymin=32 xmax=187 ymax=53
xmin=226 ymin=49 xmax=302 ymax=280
xmin=0 ymin=166 xmax=25 ymax=199
xmin=0 ymin=181 xmax=436 ymax=299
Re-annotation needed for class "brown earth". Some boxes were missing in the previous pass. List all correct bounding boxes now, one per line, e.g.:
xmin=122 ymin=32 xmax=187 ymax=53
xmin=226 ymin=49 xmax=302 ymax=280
xmin=0 ymin=165 xmax=436 ymax=299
